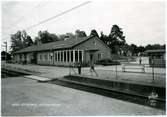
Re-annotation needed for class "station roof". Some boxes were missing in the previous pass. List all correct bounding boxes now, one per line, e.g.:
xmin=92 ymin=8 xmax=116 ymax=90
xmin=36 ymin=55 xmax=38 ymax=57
xmin=15 ymin=36 xmax=95 ymax=54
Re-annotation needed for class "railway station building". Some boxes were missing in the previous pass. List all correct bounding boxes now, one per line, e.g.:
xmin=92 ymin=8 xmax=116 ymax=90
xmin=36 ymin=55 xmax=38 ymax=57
xmin=14 ymin=36 xmax=111 ymax=66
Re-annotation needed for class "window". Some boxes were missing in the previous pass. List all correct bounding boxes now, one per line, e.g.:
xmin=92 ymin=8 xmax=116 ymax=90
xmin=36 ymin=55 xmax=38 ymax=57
xmin=75 ymin=51 xmax=78 ymax=62
xmin=64 ymin=51 xmax=66 ymax=62
xmin=71 ymin=51 xmax=73 ymax=62
xmin=49 ymin=53 xmax=52 ymax=60
xmin=45 ymin=54 xmax=47 ymax=60
xmin=42 ymin=54 xmax=44 ymax=61
xmin=98 ymin=53 xmax=103 ymax=60
xmin=58 ymin=52 xmax=60 ymax=61
xmin=67 ymin=51 xmax=70 ymax=62
xmin=61 ymin=51 xmax=63 ymax=61
xmin=40 ymin=54 xmax=42 ymax=60
xmin=55 ymin=52 xmax=57 ymax=61
xmin=79 ymin=51 xmax=82 ymax=62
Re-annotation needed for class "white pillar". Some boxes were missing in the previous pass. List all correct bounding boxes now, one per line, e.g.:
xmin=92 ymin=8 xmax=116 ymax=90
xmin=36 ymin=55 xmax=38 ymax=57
xmin=62 ymin=50 xmax=64 ymax=62
xmin=82 ymin=50 xmax=84 ymax=62
xmin=53 ymin=52 xmax=55 ymax=64
xmin=57 ymin=51 xmax=59 ymax=62
xmin=69 ymin=50 xmax=71 ymax=63
xmin=66 ymin=50 xmax=68 ymax=62
xmin=60 ymin=51 xmax=62 ymax=62
xmin=78 ymin=50 xmax=80 ymax=62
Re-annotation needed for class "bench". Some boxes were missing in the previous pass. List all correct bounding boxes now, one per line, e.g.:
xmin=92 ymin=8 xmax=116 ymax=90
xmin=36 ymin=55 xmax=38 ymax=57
xmin=122 ymin=64 xmax=145 ymax=73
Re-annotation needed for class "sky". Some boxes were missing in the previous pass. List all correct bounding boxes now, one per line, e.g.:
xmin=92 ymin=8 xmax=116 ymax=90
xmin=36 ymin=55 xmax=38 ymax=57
xmin=1 ymin=0 xmax=166 ymax=52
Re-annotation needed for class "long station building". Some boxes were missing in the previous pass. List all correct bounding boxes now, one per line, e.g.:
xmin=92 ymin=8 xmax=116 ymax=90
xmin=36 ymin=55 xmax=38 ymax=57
xmin=14 ymin=36 xmax=111 ymax=66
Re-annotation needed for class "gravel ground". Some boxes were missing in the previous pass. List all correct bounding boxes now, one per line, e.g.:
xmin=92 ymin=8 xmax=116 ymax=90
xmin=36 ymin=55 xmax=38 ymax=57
xmin=2 ymin=62 xmax=165 ymax=87
xmin=2 ymin=77 xmax=165 ymax=116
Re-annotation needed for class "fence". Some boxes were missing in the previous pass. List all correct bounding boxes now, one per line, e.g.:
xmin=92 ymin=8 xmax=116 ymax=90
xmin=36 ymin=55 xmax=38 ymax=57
xmin=150 ymin=59 xmax=166 ymax=68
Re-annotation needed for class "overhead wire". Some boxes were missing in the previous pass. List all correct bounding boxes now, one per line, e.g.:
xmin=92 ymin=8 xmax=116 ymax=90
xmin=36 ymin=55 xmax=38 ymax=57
xmin=2 ymin=1 xmax=91 ymax=40
xmin=25 ymin=1 xmax=91 ymax=30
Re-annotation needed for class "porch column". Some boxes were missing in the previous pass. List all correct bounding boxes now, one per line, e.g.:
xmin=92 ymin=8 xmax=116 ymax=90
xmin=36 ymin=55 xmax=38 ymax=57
xmin=66 ymin=50 xmax=68 ymax=62
xmin=60 ymin=51 xmax=62 ymax=62
xmin=69 ymin=50 xmax=71 ymax=62
xmin=78 ymin=50 xmax=79 ymax=62
xmin=62 ymin=51 xmax=64 ymax=62
xmin=82 ymin=50 xmax=84 ymax=62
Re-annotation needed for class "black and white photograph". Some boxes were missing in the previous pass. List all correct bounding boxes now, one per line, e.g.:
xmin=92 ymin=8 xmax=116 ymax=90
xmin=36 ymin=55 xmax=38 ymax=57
xmin=1 ymin=0 xmax=166 ymax=116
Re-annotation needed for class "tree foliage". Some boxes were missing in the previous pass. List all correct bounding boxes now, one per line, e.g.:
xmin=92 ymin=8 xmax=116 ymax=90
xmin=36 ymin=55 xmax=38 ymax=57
xmin=145 ymin=44 xmax=165 ymax=50
xmin=75 ymin=29 xmax=87 ymax=38
xmin=108 ymin=25 xmax=126 ymax=53
xmin=10 ymin=26 xmax=165 ymax=56
xmin=58 ymin=33 xmax=75 ymax=41
xmin=99 ymin=25 xmax=126 ymax=54
xmin=35 ymin=30 xmax=59 ymax=44
xmin=90 ymin=29 xmax=99 ymax=37
xmin=10 ymin=30 xmax=33 ymax=53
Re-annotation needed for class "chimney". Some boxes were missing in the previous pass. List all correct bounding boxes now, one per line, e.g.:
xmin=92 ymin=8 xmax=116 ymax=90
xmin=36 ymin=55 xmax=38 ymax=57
xmin=64 ymin=35 xmax=70 ymax=41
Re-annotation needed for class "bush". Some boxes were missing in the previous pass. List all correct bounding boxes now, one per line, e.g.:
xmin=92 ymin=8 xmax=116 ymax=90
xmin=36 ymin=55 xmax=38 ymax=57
xmin=96 ymin=58 xmax=120 ymax=66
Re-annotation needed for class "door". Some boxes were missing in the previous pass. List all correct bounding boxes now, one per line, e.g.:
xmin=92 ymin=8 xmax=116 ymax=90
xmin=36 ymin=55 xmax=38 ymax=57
xmin=90 ymin=53 xmax=93 ymax=61
xmin=31 ymin=52 xmax=37 ymax=64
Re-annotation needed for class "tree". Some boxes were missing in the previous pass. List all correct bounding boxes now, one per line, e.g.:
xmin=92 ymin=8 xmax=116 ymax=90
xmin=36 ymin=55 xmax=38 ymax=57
xmin=121 ymin=43 xmax=131 ymax=56
xmin=145 ymin=44 xmax=165 ymax=50
xmin=129 ymin=44 xmax=138 ymax=56
xmin=49 ymin=33 xmax=59 ymax=42
xmin=58 ymin=34 xmax=67 ymax=41
xmin=75 ymin=29 xmax=87 ymax=38
xmin=35 ymin=30 xmax=59 ymax=44
xmin=100 ymin=31 xmax=109 ymax=44
xmin=108 ymin=25 xmax=126 ymax=54
xmin=10 ymin=30 xmax=33 ymax=53
xmin=137 ymin=46 xmax=145 ymax=53
xmin=1 ymin=51 xmax=12 ymax=61
xmin=21 ymin=30 xmax=33 ymax=47
xmin=34 ymin=37 xmax=41 ymax=45
xmin=10 ymin=31 xmax=22 ymax=53
xmin=24 ymin=36 xmax=33 ymax=47
xmin=90 ymin=29 xmax=99 ymax=37
xmin=66 ymin=32 xmax=76 ymax=39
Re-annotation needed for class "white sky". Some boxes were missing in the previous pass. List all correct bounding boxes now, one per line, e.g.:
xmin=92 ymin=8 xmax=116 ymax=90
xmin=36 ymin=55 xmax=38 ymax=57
xmin=1 ymin=0 xmax=166 ymax=51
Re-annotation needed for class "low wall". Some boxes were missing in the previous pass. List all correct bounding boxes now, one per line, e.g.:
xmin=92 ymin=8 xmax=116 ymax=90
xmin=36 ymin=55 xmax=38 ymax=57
xmin=64 ymin=75 xmax=165 ymax=100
